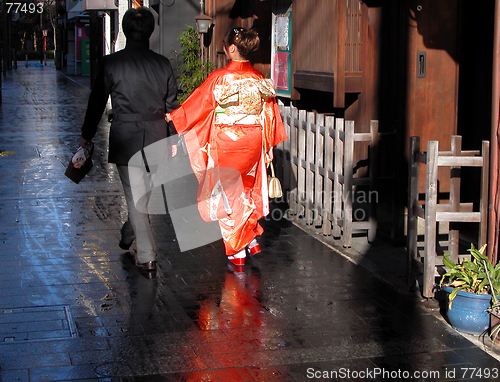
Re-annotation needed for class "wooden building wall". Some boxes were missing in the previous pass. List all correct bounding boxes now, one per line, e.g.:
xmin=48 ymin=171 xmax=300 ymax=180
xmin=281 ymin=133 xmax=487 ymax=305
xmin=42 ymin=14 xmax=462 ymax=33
xmin=407 ymin=1 xmax=459 ymax=149
xmin=206 ymin=0 xmax=273 ymax=76
xmin=406 ymin=1 xmax=460 ymax=194
xmin=291 ymin=0 xmax=346 ymax=109
xmin=289 ymin=0 xmax=493 ymax=238
xmin=291 ymin=0 xmax=336 ymax=73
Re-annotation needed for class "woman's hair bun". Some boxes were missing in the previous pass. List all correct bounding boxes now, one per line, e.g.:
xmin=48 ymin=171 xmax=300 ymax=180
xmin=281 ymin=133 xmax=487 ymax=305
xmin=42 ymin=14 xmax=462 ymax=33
xmin=225 ymin=27 xmax=260 ymax=59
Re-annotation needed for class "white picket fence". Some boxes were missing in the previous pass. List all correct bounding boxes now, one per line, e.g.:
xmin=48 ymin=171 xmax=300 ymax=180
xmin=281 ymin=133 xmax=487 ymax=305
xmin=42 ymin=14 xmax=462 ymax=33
xmin=274 ymin=103 xmax=379 ymax=247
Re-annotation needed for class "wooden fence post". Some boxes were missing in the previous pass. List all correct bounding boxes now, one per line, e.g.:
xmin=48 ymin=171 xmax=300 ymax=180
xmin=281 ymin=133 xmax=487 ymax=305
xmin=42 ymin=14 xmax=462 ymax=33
xmin=297 ymin=110 xmax=307 ymax=217
xmin=306 ymin=112 xmax=315 ymax=224
xmin=479 ymin=140 xmax=490 ymax=248
xmin=281 ymin=104 xmax=292 ymax=194
xmin=323 ymin=116 xmax=335 ymax=235
xmin=333 ymin=118 xmax=344 ymax=238
xmin=423 ymin=140 xmax=439 ymax=299
xmin=275 ymin=102 xmax=286 ymax=194
xmin=449 ymin=136 xmax=461 ymax=263
xmin=315 ymin=114 xmax=325 ymax=227
xmin=368 ymin=120 xmax=379 ymax=243
xmin=407 ymin=136 xmax=420 ymax=286
xmin=289 ymin=106 xmax=298 ymax=215
xmin=342 ymin=121 xmax=355 ymax=248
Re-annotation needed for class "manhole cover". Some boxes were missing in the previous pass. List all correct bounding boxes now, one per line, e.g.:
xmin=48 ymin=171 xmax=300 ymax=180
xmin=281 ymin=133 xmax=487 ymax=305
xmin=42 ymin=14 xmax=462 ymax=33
xmin=0 ymin=305 xmax=77 ymax=342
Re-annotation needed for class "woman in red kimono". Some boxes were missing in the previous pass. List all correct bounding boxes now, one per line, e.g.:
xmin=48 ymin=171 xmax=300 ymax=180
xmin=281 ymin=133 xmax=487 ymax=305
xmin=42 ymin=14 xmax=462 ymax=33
xmin=166 ymin=27 xmax=287 ymax=266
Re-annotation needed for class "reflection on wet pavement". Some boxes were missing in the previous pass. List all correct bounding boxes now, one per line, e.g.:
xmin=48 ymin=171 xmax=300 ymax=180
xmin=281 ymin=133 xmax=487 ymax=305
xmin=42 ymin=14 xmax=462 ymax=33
xmin=0 ymin=66 xmax=499 ymax=382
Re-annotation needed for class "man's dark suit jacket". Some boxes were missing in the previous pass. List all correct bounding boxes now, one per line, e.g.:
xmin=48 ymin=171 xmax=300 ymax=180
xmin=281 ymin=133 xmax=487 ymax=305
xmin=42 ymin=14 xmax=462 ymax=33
xmin=81 ymin=39 xmax=178 ymax=165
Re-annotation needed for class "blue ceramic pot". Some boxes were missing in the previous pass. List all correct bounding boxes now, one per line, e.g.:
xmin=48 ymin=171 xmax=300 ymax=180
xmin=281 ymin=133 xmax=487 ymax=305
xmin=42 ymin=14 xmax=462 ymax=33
xmin=442 ymin=285 xmax=491 ymax=335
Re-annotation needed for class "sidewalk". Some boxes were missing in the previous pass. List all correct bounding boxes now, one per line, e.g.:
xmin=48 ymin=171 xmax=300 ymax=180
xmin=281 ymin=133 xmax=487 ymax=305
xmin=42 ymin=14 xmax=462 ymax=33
xmin=0 ymin=65 xmax=499 ymax=382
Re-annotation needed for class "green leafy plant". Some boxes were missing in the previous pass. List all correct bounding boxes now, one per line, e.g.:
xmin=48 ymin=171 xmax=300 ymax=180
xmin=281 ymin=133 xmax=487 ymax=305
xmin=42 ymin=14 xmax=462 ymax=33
xmin=176 ymin=25 xmax=215 ymax=103
xmin=439 ymin=244 xmax=500 ymax=309
xmin=440 ymin=244 xmax=500 ymax=342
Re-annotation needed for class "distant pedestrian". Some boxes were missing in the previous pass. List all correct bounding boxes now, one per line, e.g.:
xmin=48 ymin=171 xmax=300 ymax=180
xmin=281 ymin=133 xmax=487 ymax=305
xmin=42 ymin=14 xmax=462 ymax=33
xmin=80 ymin=7 xmax=178 ymax=272
xmin=166 ymin=27 xmax=287 ymax=267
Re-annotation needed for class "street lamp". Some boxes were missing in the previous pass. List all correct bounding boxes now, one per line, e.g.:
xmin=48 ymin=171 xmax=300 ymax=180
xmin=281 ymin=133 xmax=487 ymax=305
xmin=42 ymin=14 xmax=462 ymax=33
xmin=194 ymin=13 xmax=212 ymax=64
xmin=194 ymin=13 xmax=213 ymax=34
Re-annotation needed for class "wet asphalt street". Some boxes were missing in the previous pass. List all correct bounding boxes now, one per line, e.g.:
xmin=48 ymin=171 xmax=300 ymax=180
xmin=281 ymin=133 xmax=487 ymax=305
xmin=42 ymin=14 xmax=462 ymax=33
xmin=1 ymin=65 xmax=500 ymax=382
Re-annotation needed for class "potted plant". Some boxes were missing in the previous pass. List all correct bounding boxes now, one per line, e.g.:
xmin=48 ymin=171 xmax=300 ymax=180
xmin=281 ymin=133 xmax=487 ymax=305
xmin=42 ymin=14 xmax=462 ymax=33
xmin=439 ymin=244 xmax=495 ymax=335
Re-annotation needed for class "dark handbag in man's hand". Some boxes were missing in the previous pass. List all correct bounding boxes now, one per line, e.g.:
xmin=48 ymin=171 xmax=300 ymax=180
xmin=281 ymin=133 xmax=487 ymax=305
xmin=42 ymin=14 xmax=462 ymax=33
xmin=65 ymin=143 xmax=94 ymax=184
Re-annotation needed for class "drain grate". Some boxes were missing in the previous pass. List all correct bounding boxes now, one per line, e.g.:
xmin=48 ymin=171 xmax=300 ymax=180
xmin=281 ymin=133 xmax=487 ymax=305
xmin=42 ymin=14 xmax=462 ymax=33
xmin=0 ymin=305 xmax=77 ymax=342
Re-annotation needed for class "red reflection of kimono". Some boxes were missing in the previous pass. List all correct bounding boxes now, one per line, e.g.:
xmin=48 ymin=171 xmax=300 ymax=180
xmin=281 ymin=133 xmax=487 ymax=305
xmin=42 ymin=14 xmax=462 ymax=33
xmin=170 ymin=60 xmax=287 ymax=256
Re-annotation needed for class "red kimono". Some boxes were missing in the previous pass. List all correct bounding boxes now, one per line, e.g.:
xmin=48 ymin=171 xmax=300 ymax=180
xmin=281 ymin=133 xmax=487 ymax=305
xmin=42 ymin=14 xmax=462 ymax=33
xmin=170 ymin=60 xmax=287 ymax=256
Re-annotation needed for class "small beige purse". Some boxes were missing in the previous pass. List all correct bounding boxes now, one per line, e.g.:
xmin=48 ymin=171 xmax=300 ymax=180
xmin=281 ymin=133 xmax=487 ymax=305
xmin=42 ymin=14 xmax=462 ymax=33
xmin=267 ymin=162 xmax=283 ymax=198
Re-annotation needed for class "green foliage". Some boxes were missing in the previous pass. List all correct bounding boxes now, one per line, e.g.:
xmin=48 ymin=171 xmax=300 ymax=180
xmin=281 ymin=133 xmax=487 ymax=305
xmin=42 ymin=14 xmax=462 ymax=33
xmin=440 ymin=244 xmax=500 ymax=309
xmin=176 ymin=26 xmax=215 ymax=103
xmin=441 ymin=245 xmax=500 ymax=345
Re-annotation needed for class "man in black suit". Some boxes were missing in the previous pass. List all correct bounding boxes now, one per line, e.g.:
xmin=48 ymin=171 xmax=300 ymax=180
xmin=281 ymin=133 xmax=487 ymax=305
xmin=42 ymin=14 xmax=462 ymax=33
xmin=80 ymin=7 xmax=178 ymax=271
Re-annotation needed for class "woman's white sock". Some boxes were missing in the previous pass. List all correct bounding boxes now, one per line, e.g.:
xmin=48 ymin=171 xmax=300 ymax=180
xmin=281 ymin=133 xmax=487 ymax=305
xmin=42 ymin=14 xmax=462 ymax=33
xmin=228 ymin=249 xmax=246 ymax=259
